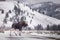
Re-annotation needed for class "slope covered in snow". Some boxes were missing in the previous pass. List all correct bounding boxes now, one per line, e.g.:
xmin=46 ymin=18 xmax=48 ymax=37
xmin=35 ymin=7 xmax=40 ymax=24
xmin=0 ymin=1 xmax=60 ymax=29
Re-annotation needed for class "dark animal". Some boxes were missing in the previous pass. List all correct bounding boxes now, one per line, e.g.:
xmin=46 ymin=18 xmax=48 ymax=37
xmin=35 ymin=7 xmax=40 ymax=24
xmin=12 ymin=21 xmax=28 ymax=31
xmin=10 ymin=21 xmax=28 ymax=36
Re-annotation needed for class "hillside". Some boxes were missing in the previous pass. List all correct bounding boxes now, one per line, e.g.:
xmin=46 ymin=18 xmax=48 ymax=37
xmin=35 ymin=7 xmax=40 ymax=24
xmin=0 ymin=1 xmax=60 ymax=29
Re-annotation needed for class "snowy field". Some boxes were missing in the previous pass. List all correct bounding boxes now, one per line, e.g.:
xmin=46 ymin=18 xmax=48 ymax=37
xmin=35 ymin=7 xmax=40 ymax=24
xmin=0 ymin=31 xmax=59 ymax=40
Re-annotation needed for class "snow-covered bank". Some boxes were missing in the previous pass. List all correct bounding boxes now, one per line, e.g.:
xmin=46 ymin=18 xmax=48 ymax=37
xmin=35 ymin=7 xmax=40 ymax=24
xmin=31 ymin=32 xmax=60 ymax=39
xmin=0 ymin=30 xmax=59 ymax=40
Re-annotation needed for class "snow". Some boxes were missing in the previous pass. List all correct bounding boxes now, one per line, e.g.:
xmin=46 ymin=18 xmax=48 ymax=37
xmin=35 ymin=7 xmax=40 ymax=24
xmin=4 ymin=22 xmax=13 ymax=27
xmin=0 ymin=30 xmax=59 ymax=39
xmin=0 ymin=1 xmax=14 ymax=12
xmin=0 ymin=1 xmax=60 ymax=29
xmin=31 ymin=32 xmax=60 ymax=39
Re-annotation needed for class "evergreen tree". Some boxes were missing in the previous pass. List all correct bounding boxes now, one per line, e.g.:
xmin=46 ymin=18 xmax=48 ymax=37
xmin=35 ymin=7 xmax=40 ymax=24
xmin=3 ymin=18 xmax=7 ymax=24
xmin=1 ymin=10 xmax=4 ymax=14
xmin=35 ymin=24 xmax=43 ymax=30
xmin=9 ymin=10 xmax=11 ymax=13
xmin=57 ymin=24 xmax=60 ymax=30
xmin=5 ymin=13 xmax=9 ymax=18
xmin=46 ymin=25 xmax=50 ymax=30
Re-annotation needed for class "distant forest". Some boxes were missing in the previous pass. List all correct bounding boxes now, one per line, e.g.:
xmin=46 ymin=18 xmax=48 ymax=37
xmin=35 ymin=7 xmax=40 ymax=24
xmin=34 ymin=24 xmax=60 ymax=31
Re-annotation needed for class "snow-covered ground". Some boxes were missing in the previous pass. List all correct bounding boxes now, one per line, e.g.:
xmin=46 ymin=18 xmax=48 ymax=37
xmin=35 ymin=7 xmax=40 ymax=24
xmin=31 ymin=32 xmax=60 ymax=39
xmin=4 ymin=30 xmax=60 ymax=39
xmin=0 ymin=30 xmax=59 ymax=40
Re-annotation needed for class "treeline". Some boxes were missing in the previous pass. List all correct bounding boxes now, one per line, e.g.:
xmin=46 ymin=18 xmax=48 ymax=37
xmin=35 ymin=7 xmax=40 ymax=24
xmin=46 ymin=24 xmax=60 ymax=31
xmin=34 ymin=24 xmax=60 ymax=31
xmin=35 ymin=24 xmax=43 ymax=30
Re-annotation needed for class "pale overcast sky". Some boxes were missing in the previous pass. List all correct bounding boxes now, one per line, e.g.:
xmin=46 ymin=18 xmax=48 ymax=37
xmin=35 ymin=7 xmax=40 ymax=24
xmin=6 ymin=0 xmax=60 ymax=4
xmin=26 ymin=0 xmax=60 ymax=4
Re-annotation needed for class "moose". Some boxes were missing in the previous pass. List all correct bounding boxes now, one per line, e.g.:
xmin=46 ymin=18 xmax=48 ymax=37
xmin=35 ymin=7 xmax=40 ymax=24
xmin=10 ymin=20 xmax=28 ymax=36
